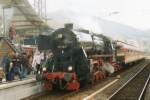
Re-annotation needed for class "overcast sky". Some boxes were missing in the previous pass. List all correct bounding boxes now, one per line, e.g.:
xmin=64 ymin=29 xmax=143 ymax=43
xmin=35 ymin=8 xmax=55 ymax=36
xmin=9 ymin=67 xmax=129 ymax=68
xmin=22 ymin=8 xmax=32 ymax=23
xmin=29 ymin=0 xmax=150 ymax=30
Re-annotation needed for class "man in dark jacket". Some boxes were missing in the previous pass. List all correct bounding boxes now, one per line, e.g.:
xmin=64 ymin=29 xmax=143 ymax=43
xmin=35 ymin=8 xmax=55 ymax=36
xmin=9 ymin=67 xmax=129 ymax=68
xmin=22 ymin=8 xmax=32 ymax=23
xmin=10 ymin=53 xmax=22 ymax=80
xmin=21 ymin=52 xmax=28 ymax=78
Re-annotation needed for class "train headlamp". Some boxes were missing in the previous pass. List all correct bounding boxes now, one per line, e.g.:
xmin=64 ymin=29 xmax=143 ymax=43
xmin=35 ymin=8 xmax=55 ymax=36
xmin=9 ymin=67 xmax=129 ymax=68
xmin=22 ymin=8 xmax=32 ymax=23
xmin=57 ymin=34 xmax=63 ymax=39
xmin=42 ymin=67 xmax=47 ymax=71
xmin=68 ymin=66 xmax=73 ymax=71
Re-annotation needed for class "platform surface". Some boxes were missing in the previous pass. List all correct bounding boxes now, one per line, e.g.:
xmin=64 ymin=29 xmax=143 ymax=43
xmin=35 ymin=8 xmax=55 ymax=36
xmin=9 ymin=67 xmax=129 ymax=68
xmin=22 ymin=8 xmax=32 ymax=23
xmin=0 ymin=77 xmax=43 ymax=100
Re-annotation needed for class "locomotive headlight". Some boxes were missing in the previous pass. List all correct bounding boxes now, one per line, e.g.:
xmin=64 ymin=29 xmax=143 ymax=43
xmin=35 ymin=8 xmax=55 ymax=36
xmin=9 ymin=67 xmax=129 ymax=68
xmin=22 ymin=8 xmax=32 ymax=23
xmin=68 ymin=66 xmax=73 ymax=71
xmin=42 ymin=67 xmax=47 ymax=71
xmin=57 ymin=34 xmax=63 ymax=39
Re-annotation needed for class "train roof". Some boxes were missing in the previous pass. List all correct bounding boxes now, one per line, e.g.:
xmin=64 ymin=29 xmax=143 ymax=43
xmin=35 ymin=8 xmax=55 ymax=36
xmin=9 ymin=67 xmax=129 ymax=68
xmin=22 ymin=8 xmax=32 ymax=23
xmin=116 ymin=40 xmax=143 ymax=51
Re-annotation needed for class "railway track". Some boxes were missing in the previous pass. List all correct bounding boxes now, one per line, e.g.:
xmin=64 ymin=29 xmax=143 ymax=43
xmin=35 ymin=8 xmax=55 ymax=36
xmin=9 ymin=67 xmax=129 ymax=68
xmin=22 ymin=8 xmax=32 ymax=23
xmin=23 ymin=60 xmax=149 ymax=100
xmin=24 ymin=82 xmax=93 ymax=100
xmin=108 ymin=62 xmax=150 ymax=100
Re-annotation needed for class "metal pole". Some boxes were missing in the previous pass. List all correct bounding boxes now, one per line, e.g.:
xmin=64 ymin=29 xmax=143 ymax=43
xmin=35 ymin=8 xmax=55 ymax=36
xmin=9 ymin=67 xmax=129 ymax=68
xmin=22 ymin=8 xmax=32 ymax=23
xmin=44 ymin=0 xmax=47 ymax=23
xmin=38 ymin=0 xmax=40 ymax=16
xmin=34 ymin=0 xmax=36 ymax=9
xmin=2 ymin=7 xmax=5 ymax=36
xmin=41 ymin=0 xmax=42 ymax=17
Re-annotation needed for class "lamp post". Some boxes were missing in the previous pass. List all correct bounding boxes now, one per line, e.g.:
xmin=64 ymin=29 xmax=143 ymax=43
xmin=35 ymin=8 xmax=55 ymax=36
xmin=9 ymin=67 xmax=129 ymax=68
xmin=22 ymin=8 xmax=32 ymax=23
xmin=2 ymin=6 xmax=5 ymax=36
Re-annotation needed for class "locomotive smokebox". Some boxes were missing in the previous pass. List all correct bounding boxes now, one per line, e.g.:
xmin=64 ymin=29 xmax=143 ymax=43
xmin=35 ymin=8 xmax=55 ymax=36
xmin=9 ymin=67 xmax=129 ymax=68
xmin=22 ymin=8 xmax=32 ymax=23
xmin=64 ymin=23 xmax=73 ymax=30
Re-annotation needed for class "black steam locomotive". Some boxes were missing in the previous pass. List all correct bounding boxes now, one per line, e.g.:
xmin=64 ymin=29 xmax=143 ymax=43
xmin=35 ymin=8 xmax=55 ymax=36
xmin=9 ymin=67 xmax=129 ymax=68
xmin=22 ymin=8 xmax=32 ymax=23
xmin=38 ymin=24 xmax=144 ymax=90
xmin=37 ymin=24 xmax=121 ymax=91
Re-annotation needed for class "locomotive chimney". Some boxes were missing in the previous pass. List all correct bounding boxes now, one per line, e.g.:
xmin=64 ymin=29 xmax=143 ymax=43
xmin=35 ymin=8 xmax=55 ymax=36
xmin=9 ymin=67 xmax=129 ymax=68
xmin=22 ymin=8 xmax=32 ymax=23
xmin=64 ymin=23 xmax=73 ymax=30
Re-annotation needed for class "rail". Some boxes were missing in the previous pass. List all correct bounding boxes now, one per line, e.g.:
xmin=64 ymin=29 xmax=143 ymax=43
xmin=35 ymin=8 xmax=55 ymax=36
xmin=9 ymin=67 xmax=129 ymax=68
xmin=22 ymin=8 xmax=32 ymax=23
xmin=108 ymin=62 xmax=150 ymax=100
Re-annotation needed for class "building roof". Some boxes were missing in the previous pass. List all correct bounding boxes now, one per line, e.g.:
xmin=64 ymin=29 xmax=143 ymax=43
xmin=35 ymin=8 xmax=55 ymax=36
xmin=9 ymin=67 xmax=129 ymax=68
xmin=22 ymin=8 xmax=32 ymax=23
xmin=1 ymin=0 xmax=52 ymax=35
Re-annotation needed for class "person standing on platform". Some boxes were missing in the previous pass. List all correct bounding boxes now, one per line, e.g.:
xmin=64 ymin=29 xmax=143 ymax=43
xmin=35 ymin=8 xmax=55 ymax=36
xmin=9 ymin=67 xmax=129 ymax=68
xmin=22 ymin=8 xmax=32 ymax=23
xmin=9 ymin=25 xmax=16 ymax=41
xmin=21 ymin=52 xmax=28 ymax=78
xmin=10 ymin=52 xmax=22 ymax=80
xmin=1 ymin=53 xmax=10 ymax=81
xmin=32 ymin=50 xmax=44 ymax=74
xmin=27 ymin=54 xmax=33 ymax=75
xmin=0 ymin=67 xmax=5 ymax=83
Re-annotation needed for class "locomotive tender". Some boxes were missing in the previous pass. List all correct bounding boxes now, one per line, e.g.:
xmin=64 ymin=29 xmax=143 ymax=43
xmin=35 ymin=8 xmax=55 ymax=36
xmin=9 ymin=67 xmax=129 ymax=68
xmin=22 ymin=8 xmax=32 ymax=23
xmin=37 ymin=24 xmax=144 ymax=91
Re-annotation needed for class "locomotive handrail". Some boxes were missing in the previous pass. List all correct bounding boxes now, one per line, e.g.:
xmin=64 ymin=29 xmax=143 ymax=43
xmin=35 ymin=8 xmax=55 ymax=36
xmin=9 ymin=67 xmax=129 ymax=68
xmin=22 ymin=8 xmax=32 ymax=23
xmin=116 ymin=40 xmax=136 ymax=47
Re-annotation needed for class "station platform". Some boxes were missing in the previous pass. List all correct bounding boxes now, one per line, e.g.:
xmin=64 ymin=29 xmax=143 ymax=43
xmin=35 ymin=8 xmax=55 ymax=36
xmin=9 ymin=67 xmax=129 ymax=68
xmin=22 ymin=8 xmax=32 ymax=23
xmin=0 ymin=77 xmax=43 ymax=100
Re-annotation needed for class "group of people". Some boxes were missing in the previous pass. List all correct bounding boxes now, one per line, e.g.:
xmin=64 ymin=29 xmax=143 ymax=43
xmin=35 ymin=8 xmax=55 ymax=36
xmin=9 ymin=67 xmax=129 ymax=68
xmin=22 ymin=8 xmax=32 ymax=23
xmin=0 ymin=48 xmax=49 ymax=83
xmin=0 ymin=52 xmax=33 ymax=82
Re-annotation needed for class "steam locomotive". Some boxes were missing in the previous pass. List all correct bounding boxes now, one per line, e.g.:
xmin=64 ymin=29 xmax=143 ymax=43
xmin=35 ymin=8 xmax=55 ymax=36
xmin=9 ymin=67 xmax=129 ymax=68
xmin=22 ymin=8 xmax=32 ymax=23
xmin=37 ymin=24 xmax=144 ymax=91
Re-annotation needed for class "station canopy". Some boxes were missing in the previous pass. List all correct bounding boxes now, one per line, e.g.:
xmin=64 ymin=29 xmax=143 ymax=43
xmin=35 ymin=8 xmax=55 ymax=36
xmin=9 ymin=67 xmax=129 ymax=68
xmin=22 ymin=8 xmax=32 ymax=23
xmin=0 ymin=0 xmax=52 ymax=36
